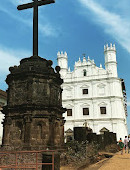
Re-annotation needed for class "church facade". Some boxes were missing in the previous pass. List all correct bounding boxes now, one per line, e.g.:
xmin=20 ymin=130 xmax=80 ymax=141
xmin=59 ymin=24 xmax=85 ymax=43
xmin=57 ymin=44 xmax=128 ymax=141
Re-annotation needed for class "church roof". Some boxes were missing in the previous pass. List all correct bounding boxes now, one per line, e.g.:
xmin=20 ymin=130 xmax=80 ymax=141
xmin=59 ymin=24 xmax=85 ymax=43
xmin=100 ymin=127 xmax=109 ymax=132
xmin=65 ymin=128 xmax=73 ymax=133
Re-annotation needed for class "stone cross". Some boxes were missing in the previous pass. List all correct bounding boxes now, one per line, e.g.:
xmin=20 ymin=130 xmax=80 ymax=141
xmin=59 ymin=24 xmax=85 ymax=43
xmin=17 ymin=0 xmax=55 ymax=57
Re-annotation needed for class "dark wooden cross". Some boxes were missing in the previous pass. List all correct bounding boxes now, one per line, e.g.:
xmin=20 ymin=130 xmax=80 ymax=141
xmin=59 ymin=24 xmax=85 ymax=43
xmin=17 ymin=0 xmax=55 ymax=57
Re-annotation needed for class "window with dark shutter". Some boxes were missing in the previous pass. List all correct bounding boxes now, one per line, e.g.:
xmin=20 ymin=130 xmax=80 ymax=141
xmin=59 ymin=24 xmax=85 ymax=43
xmin=100 ymin=107 xmax=106 ymax=114
xmin=83 ymin=70 xmax=87 ymax=76
xmin=83 ymin=89 xmax=88 ymax=94
xmin=83 ymin=108 xmax=89 ymax=115
xmin=67 ymin=109 xmax=72 ymax=116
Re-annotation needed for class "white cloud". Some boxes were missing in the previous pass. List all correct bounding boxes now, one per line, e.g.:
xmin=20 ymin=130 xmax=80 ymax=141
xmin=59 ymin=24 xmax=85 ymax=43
xmin=78 ymin=0 xmax=130 ymax=53
xmin=0 ymin=0 xmax=58 ymax=37
xmin=39 ymin=23 xmax=58 ymax=37
xmin=0 ymin=46 xmax=30 ymax=74
xmin=9 ymin=0 xmax=31 ymax=6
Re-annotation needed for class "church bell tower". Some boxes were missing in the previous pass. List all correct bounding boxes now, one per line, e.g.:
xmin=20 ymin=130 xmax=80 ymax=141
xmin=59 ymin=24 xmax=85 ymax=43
xmin=57 ymin=51 xmax=68 ymax=78
xmin=104 ymin=43 xmax=118 ymax=77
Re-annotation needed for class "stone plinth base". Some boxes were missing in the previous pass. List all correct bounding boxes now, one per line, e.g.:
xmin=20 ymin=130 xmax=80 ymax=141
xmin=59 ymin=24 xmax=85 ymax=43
xmin=0 ymin=149 xmax=60 ymax=170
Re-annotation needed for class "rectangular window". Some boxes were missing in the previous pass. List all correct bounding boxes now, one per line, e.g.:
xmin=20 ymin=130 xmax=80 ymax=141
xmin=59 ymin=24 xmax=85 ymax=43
xmin=67 ymin=109 xmax=72 ymax=116
xmin=83 ymin=108 xmax=89 ymax=115
xmin=83 ymin=70 xmax=87 ymax=76
xmin=83 ymin=89 xmax=88 ymax=94
xmin=100 ymin=107 xmax=106 ymax=114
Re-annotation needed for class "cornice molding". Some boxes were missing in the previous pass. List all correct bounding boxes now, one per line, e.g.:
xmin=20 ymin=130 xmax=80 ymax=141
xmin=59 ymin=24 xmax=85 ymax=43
xmin=66 ymin=118 xmax=126 ymax=122
xmin=63 ymin=96 xmax=123 ymax=102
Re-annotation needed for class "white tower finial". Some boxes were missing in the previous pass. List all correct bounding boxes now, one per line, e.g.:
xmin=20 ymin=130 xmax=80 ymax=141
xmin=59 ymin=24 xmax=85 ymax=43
xmin=113 ymin=44 xmax=116 ymax=50
xmin=57 ymin=51 xmax=68 ymax=78
xmin=57 ymin=51 xmax=60 ymax=56
xmin=92 ymin=59 xmax=94 ymax=64
xmin=83 ymin=57 xmax=86 ymax=62
xmin=64 ymin=51 xmax=67 ymax=56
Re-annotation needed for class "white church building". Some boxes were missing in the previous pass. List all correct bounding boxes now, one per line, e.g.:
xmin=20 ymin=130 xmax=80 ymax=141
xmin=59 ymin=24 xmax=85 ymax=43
xmin=57 ymin=44 xmax=128 ymax=141
xmin=0 ymin=90 xmax=7 ymax=144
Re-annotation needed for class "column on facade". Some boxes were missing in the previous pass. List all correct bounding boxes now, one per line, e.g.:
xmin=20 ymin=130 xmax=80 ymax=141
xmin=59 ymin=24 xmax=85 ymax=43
xmin=24 ymin=115 xmax=32 ymax=144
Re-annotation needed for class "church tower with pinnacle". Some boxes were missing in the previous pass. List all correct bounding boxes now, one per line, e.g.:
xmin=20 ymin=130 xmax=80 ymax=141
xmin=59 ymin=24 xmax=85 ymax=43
xmin=104 ymin=43 xmax=118 ymax=77
xmin=57 ymin=51 xmax=68 ymax=78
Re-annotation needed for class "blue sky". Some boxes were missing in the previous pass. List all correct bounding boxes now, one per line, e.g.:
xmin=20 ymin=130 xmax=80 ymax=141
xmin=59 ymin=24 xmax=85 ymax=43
xmin=0 ymin=0 xmax=130 ymax=133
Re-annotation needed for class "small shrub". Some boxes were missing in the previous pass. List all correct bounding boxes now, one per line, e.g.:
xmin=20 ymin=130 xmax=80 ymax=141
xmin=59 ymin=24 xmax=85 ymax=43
xmin=105 ymin=144 xmax=119 ymax=153
xmin=60 ymin=140 xmax=99 ymax=167
xmin=86 ymin=142 xmax=99 ymax=163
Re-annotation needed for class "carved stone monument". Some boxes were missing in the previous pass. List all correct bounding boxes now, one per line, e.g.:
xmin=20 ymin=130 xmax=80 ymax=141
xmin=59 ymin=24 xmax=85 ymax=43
xmin=0 ymin=1 xmax=65 ymax=169
xmin=2 ymin=57 xmax=65 ymax=151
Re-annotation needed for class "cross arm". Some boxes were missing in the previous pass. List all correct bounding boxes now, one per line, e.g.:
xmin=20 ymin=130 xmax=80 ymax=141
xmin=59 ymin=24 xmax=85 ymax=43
xmin=17 ymin=0 xmax=55 ymax=10
xmin=38 ymin=0 xmax=55 ymax=6
xmin=17 ymin=2 xmax=33 ymax=10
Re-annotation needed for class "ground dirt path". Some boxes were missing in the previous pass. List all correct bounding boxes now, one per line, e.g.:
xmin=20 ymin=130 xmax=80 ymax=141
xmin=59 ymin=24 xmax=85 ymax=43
xmin=98 ymin=152 xmax=130 ymax=170
xmin=61 ymin=152 xmax=130 ymax=170
xmin=85 ymin=152 xmax=130 ymax=170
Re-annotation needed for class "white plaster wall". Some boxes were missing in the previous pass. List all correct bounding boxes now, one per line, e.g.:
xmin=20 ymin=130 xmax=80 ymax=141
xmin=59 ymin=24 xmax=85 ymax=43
xmin=0 ymin=111 xmax=4 ymax=144
xmin=0 ymin=96 xmax=6 ymax=145
xmin=116 ymin=121 xmax=128 ymax=140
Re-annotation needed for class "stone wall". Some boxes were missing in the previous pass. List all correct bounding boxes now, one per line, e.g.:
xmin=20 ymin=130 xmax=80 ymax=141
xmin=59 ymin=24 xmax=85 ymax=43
xmin=0 ymin=151 xmax=60 ymax=170
xmin=74 ymin=127 xmax=117 ymax=149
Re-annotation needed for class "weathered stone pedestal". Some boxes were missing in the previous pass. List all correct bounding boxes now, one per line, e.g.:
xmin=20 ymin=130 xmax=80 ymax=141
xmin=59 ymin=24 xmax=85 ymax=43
xmin=0 ymin=56 xmax=66 ymax=169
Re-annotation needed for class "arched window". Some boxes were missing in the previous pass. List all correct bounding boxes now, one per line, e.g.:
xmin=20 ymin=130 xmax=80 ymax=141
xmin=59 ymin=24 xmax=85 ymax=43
xmin=83 ymin=69 xmax=87 ymax=76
